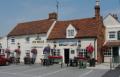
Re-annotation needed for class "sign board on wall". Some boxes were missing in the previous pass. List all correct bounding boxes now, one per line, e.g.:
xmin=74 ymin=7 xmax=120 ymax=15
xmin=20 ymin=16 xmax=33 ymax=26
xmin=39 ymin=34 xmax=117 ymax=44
xmin=32 ymin=40 xmax=45 ymax=48
xmin=59 ymin=42 xmax=77 ymax=46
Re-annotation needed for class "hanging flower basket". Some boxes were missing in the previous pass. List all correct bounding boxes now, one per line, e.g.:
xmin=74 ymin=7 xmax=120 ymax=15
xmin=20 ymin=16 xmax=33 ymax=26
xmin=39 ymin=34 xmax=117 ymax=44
xmin=31 ymin=48 xmax=37 ymax=54
xmin=86 ymin=44 xmax=94 ymax=54
xmin=14 ymin=49 xmax=21 ymax=54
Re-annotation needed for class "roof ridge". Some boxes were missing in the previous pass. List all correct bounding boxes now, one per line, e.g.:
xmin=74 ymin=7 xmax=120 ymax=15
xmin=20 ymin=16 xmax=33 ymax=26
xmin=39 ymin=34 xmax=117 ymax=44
xmin=57 ymin=17 xmax=96 ymax=22
xmin=18 ymin=19 xmax=54 ymax=24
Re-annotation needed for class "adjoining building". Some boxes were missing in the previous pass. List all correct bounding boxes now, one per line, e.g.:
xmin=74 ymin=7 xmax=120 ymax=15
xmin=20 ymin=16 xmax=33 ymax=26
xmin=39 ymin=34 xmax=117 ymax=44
xmin=0 ymin=37 xmax=7 ymax=50
xmin=103 ymin=14 xmax=120 ymax=63
xmin=7 ymin=0 xmax=105 ymax=63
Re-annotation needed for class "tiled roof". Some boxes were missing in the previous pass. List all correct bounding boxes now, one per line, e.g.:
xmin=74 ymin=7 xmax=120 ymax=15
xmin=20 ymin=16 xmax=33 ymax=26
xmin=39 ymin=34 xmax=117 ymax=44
xmin=48 ymin=17 xmax=98 ymax=40
xmin=8 ymin=19 xmax=54 ymax=36
xmin=104 ymin=40 xmax=120 ymax=47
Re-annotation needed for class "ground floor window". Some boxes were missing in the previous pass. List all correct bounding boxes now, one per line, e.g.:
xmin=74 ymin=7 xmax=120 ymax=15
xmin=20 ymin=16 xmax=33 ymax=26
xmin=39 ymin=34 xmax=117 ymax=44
xmin=51 ymin=49 xmax=60 ymax=56
xmin=104 ymin=48 xmax=112 ymax=57
xmin=77 ymin=49 xmax=87 ymax=58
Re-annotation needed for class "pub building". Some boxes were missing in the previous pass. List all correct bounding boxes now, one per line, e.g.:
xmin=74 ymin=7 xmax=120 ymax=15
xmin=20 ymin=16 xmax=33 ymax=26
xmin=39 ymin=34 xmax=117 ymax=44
xmin=7 ymin=0 xmax=105 ymax=64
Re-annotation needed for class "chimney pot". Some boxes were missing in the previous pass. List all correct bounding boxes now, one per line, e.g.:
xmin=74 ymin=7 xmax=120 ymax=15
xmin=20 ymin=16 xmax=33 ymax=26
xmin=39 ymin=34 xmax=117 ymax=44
xmin=112 ymin=14 xmax=118 ymax=20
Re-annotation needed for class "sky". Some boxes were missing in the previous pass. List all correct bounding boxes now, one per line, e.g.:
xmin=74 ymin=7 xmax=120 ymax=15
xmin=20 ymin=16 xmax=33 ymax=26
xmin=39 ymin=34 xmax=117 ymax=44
xmin=0 ymin=0 xmax=120 ymax=37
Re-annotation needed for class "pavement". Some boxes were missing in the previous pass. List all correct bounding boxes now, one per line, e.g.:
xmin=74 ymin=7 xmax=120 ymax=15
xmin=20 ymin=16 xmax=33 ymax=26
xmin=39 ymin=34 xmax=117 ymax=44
xmin=0 ymin=63 xmax=117 ymax=77
xmin=87 ymin=63 xmax=110 ymax=70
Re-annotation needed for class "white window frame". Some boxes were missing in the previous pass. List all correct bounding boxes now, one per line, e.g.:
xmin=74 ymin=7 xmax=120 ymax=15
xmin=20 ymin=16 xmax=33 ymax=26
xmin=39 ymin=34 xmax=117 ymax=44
xmin=77 ymin=49 xmax=87 ymax=57
xmin=109 ymin=31 xmax=116 ymax=39
xmin=104 ymin=48 xmax=112 ymax=57
xmin=68 ymin=29 xmax=74 ymax=37
xmin=11 ymin=37 xmax=15 ymax=44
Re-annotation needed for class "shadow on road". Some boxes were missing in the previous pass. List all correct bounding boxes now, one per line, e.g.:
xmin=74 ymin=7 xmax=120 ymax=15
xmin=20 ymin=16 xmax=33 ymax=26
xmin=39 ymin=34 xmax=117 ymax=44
xmin=102 ymin=65 xmax=120 ymax=77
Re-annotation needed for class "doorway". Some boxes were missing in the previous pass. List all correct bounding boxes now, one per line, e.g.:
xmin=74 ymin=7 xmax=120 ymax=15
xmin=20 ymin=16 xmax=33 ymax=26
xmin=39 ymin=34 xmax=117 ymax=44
xmin=112 ymin=47 xmax=119 ymax=63
xmin=64 ymin=49 xmax=69 ymax=64
xmin=113 ymin=47 xmax=119 ymax=57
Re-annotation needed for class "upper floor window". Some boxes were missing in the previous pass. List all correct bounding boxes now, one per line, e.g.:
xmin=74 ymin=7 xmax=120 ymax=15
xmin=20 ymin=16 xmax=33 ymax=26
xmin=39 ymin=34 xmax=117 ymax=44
xmin=66 ymin=24 xmax=77 ymax=38
xmin=11 ymin=37 xmax=15 ymax=44
xmin=26 ymin=37 xmax=30 ymax=43
xmin=36 ymin=34 xmax=41 ymax=40
xmin=68 ymin=29 xmax=74 ymax=37
xmin=109 ymin=31 xmax=115 ymax=39
xmin=118 ymin=31 xmax=120 ymax=40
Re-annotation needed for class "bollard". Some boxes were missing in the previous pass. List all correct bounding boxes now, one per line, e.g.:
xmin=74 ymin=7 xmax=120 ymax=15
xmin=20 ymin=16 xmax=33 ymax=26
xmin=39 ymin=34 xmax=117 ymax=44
xmin=110 ymin=57 xmax=112 ymax=70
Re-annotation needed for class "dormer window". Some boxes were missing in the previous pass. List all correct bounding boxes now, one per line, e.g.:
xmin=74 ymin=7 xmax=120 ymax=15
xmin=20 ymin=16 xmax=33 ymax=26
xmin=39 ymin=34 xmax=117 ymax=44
xmin=68 ymin=29 xmax=74 ymax=37
xmin=66 ymin=24 xmax=77 ymax=38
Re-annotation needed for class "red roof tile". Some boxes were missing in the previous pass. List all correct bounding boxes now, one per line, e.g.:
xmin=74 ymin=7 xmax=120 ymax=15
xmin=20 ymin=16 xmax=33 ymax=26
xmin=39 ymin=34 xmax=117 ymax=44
xmin=8 ymin=19 xmax=54 ymax=36
xmin=48 ymin=17 xmax=98 ymax=40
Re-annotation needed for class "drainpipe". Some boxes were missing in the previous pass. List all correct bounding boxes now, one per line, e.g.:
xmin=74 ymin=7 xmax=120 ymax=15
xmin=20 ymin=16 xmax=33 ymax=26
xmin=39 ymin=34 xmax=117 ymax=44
xmin=7 ymin=37 xmax=8 ymax=48
xmin=94 ymin=38 xmax=96 ymax=59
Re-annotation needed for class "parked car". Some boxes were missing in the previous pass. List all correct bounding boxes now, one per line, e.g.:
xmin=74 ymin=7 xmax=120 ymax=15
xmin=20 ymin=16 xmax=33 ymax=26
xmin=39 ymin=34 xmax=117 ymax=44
xmin=0 ymin=54 xmax=10 ymax=65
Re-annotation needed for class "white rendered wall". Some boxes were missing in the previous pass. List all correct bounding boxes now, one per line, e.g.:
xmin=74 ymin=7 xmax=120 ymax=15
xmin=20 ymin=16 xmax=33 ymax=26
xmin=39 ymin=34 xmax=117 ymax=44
xmin=48 ymin=38 xmax=97 ymax=63
xmin=8 ymin=34 xmax=48 ymax=63
xmin=104 ymin=14 xmax=120 ymax=41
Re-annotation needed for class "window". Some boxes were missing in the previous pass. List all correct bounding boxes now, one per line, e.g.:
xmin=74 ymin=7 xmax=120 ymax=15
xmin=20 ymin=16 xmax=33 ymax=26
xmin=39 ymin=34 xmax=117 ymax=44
xmin=36 ymin=35 xmax=41 ymax=40
xmin=118 ymin=31 xmax=120 ymax=40
xmin=104 ymin=48 xmax=112 ymax=57
xmin=51 ymin=49 xmax=61 ymax=56
xmin=68 ymin=29 xmax=74 ymax=37
xmin=26 ymin=37 xmax=30 ymax=43
xmin=11 ymin=38 xmax=15 ymax=44
xmin=77 ymin=49 xmax=87 ymax=57
xmin=109 ymin=31 xmax=115 ymax=38
xmin=71 ymin=50 xmax=75 ymax=54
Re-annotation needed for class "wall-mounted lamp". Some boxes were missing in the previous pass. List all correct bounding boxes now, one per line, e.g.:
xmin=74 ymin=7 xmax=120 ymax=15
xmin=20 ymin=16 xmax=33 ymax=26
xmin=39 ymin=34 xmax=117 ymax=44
xmin=78 ymin=40 xmax=81 ymax=47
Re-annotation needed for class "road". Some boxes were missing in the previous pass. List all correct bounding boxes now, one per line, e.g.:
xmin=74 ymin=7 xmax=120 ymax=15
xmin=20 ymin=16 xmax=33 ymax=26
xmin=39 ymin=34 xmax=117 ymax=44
xmin=102 ymin=65 xmax=120 ymax=77
xmin=0 ymin=64 xmax=110 ymax=77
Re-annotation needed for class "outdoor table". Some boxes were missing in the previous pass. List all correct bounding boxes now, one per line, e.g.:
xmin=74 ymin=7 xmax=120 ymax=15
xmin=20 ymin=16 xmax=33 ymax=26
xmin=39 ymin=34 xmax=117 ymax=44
xmin=69 ymin=59 xmax=78 ymax=67
xmin=74 ymin=57 xmax=87 ymax=69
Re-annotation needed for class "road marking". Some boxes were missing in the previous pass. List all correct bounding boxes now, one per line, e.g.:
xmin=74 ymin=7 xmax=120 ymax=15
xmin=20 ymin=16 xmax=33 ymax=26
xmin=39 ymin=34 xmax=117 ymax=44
xmin=0 ymin=71 xmax=17 ymax=75
xmin=0 ymin=65 xmax=30 ymax=72
xmin=0 ymin=71 xmax=34 ymax=77
xmin=21 ymin=67 xmax=47 ymax=73
xmin=79 ymin=69 xmax=93 ymax=77
xmin=38 ymin=68 xmax=69 ymax=77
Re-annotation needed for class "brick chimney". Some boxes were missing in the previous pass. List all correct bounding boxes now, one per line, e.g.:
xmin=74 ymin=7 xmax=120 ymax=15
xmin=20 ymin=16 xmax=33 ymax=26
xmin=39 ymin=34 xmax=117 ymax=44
xmin=94 ymin=0 xmax=105 ymax=63
xmin=48 ymin=12 xmax=58 ymax=20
